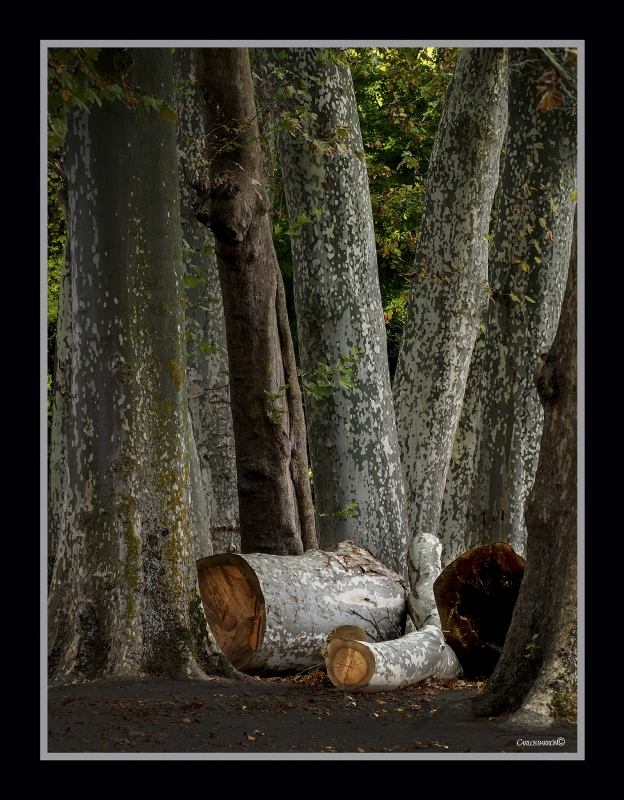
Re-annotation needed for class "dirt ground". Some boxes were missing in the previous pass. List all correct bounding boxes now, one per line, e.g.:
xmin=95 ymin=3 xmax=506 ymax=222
xmin=46 ymin=670 xmax=578 ymax=757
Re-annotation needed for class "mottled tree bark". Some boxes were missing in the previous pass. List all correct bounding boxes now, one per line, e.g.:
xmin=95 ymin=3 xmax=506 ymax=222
xmin=467 ymin=210 xmax=577 ymax=722
xmin=392 ymin=48 xmax=508 ymax=621
xmin=174 ymin=48 xmax=240 ymax=555
xmin=48 ymin=48 xmax=233 ymax=684
xmin=464 ymin=48 xmax=577 ymax=557
xmin=193 ymin=48 xmax=317 ymax=555
xmin=273 ymin=47 xmax=409 ymax=578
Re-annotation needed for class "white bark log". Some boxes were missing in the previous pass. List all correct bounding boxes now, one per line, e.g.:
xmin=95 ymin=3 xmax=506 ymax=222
xmin=174 ymin=48 xmax=240 ymax=556
xmin=406 ymin=532 xmax=442 ymax=629
xmin=273 ymin=48 xmax=409 ymax=579
xmin=326 ymin=625 xmax=459 ymax=692
xmin=392 ymin=48 xmax=508 ymax=624
xmin=196 ymin=539 xmax=406 ymax=674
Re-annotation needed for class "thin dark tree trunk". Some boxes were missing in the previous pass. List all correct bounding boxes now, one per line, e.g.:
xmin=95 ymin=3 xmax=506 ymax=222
xmin=193 ymin=48 xmax=317 ymax=555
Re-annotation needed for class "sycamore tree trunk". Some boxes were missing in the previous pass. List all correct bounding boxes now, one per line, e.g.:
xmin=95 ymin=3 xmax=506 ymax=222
xmin=174 ymin=48 xmax=240 ymax=555
xmin=464 ymin=48 xmax=577 ymax=557
xmin=392 ymin=48 xmax=508 ymax=620
xmin=272 ymin=47 xmax=409 ymax=578
xmin=466 ymin=210 xmax=577 ymax=724
xmin=48 ymin=185 xmax=72 ymax=572
xmin=48 ymin=48 xmax=233 ymax=684
xmin=193 ymin=48 xmax=317 ymax=556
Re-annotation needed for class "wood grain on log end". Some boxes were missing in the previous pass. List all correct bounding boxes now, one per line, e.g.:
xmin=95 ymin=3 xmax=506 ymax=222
xmin=326 ymin=638 xmax=375 ymax=690
xmin=433 ymin=542 xmax=525 ymax=679
xmin=196 ymin=553 xmax=266 ymax=670
xmin=327 ymin=625 xmax=369 ymax=644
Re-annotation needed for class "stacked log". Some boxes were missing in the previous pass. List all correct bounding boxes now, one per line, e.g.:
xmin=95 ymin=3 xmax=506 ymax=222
xmin=433 ymin=542 xmax=525 ymax=678
xmin=325 ymin=625 xmax=459 ymax=692
xmin=196 ymin=540 xmax=406 ymax=674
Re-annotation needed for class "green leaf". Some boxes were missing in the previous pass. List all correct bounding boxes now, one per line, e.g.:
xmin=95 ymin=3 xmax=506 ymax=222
xmin=185 ymin=330 xmax=198 ymax=340
xmin=524 ymin=295 xmax=535 ymax=303
xmin=478 ymin=323 xmax=487 ymax=335
xmin=187 ymin=317 xmax=201 ymax=327
xmin=157 ymin=103 xmax=179 ymax=123
xmin=203 ymin=244 xmax=215 ymax=255
xmin=570 ymin=188 xmax=578 ymax=202
xmin=183 ymin=275 xmax=202 ymax=288
xmin=509 ymin=292 xmax=520 ymax=302
xmin=549 ymin=198 xmax=558 ymax=214
xmin=534 ymin=257 xmax=542 ymax=264
xmin=539 ymin=217 xmax=547 ymax=228
xmin=198 ymin=342 xmax=217 ymax=355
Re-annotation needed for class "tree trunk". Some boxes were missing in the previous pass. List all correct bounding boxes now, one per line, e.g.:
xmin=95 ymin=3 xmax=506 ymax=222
xmin=193 ymin=47 xmax=317 ymax=556
xmin=392 ymin=48 xmax=508 ymax=622
xmin=326 ymin=625 xmax=459 ymax=692
xmin=48 ymin=184 xmax=72 ymax=573
xmin=467 ymin=209 xmax=577 ymax=722
xmin=464 ymin=48 xmax=577 ymax=557
xmin=174 ymin=48 xmax=240 ymax=555
xmin=196 ymin=540 xmax=406 ymax=674
xmin=48 ymin=48 xmax=233 ymax=683
xmin=273 ymin=47 xmax=409 ymax=578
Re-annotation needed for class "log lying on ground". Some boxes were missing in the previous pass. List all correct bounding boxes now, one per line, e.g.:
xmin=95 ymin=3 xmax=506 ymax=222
xmin=326 ymin=625 xmax=459 ymax=692
xmin=196 ymin=540 xmax=406 ymax=674
xmin=433 ymin=542 xmax=525 ymax=679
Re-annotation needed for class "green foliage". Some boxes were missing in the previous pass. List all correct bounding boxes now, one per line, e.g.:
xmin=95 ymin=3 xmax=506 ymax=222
xmin=524 ymin=633 xmax=540 ymax=659
xmin=47 ymin=174 xmax=65 ymax=440
xmin=298 ymin=346 xmax=363 ymax=400
xmin=47 ymin=47 xmax=178 ymax=151
xmin=265 ymin=385 xmax=290 ymax=425
xmin=316 ymin=501 xmax=359 ymax=518
xmin=347 ymin=48 xmax=457 ymax=306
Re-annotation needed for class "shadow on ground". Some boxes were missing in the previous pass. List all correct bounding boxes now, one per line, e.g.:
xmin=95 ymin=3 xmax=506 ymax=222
xmin=46 ymin=672 xmax=577 ymax=756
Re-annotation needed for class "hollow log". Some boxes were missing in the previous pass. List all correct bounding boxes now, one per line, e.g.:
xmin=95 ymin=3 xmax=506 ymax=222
xmin=433 ymin=542 xmax=525 ymax=679
xmin=326 ymin=625 xmax=459 ymax=692
xmin=196 ymin=540 xmax=406 ymax=674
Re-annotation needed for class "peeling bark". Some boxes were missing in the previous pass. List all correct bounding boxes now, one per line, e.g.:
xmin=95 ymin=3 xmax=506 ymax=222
xmin=392 ymin=48 xmax=508 ymax=622
xmin=193 ymin=48 xmax=317 ymax=555
xmin=468 ymin=209 xmax=577 ymax=721
xmin=48 ymin=48 xmax=233 ymax=684
xmin=326 ymin=626 xmax=459 ymax=692
xmin=465 ymin=48 xmax=577 ymax=556
xmin=273 ymin=47 xmax=409 ymax=578
xmin=197 ymin=540 xmax=406 ymax=674
xmin=174 ymin=48 xmax=240 ymax=555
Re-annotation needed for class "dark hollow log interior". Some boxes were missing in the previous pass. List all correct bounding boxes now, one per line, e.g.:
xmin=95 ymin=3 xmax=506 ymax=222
xmin=433 ymin=543 xmax=525 ymax=679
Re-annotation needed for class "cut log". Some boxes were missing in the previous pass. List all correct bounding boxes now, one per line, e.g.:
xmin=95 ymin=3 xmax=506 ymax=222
xmin=326 ymin=625 xmax=460 ymax=692
xmin=433 ymin=542 xmax=525 ymax=679
xmin=196 ymin=540 xmax=406 ymax=674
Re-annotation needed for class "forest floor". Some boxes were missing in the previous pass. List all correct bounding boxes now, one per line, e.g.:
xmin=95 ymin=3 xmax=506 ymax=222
xmin=46 ymin=670 xmax=578 ymax=757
